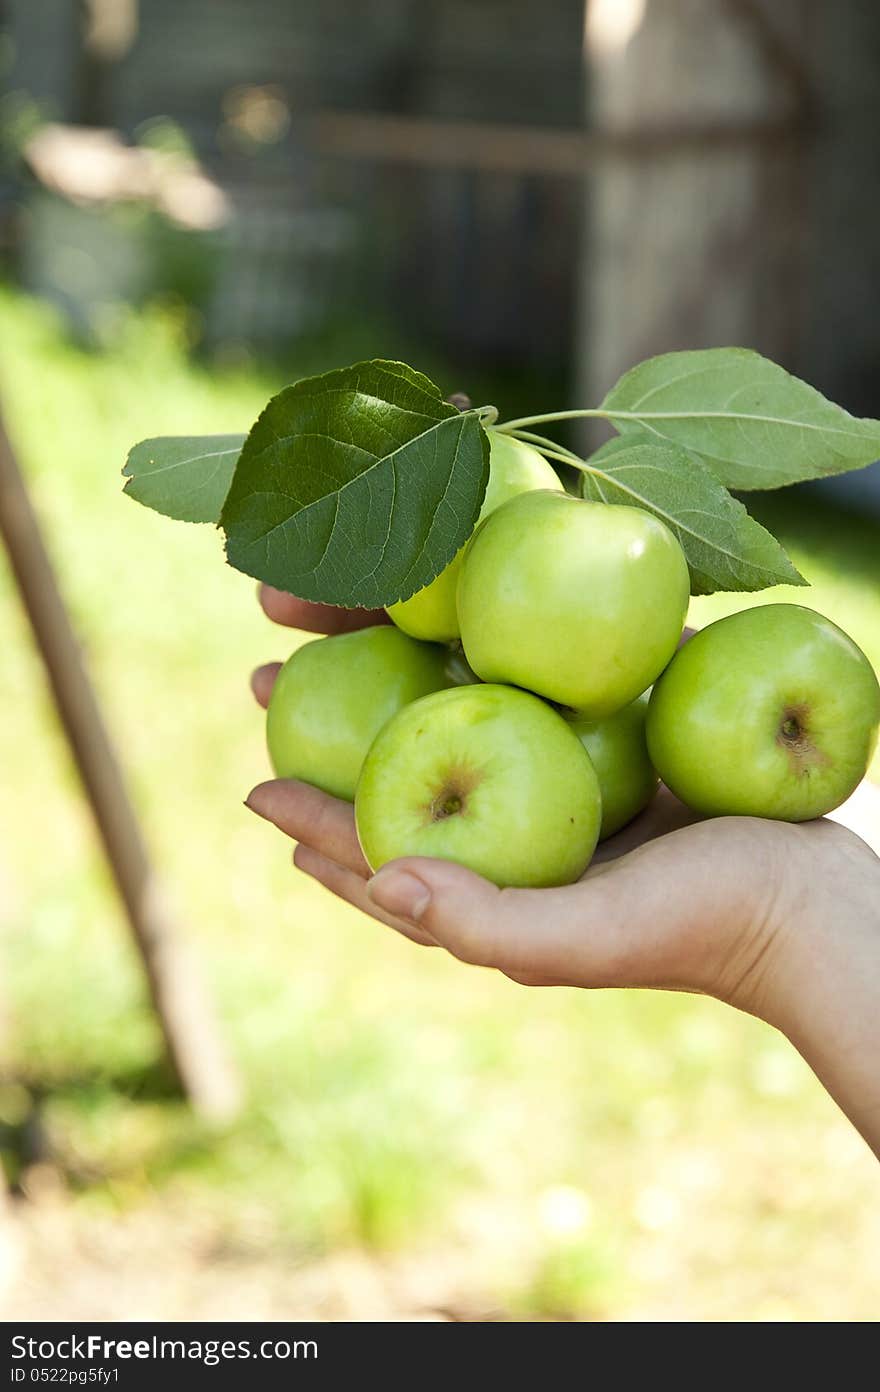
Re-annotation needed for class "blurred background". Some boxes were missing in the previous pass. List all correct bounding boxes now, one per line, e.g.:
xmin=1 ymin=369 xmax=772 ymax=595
xmin=0 ymin=0 xmax=878 ymax=1321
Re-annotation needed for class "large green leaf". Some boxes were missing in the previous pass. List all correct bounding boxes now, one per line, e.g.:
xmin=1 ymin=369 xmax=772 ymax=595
xmin=582 ymin=431 xmax=806 ymax=595
xmin=123 ymin=435 xmax=244 ymax=523
xmin=220 ymin=360 xmax=490 ymax=607
xmin=601 ymin=348 xmax=880 ymax=490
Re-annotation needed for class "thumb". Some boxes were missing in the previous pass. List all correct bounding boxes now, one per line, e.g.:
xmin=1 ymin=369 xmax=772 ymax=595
xmin=365 ymin=857 xmax=628 ymax=986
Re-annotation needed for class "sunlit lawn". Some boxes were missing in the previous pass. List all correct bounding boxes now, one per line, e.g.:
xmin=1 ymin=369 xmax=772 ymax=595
xmin=1 ymin=287 xmax=878 ymax=1320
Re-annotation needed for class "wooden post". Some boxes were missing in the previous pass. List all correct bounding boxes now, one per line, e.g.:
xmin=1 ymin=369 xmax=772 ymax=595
xmin=0 ymin=403 xmax=241 ymax=1121
xmin=579 ymin=0 xmax=814 ymax=447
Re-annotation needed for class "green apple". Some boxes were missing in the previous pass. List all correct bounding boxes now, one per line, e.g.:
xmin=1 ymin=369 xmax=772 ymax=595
xmin=565 ymin=693 xmax=659 ymax=839
xmin=386 ymin=431 xmax=562 ymax=642
xmin=267 ymin=625 xmax=451 ymax=801
xmin=457 ymin=491 xmax=690 ymax=716
xmin=355 ymin=684 xmax=602 ymax=887
xmin=647 ymin=604 xmax=880 ymax=821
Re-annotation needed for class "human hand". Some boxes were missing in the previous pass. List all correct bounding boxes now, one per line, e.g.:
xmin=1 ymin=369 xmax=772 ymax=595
xmin=248 ymin=590 xmax=880 ymax=1156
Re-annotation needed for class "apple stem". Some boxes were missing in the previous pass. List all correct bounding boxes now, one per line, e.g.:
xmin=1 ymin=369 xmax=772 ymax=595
xmin=498 ymin=425 xmax=671 ymax=523
xmin=495 ymin=408 xmax=610 ymax=431
xmin=500 ymin=427 xmax=596 ymax=478
xmin=477 ymin=405 xmax=499 ymax=426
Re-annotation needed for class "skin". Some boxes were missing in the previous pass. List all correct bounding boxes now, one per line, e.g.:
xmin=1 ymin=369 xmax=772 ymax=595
xmin=249 ymin=588 xmax=880 ymax=1160
xmin=387 ymin=432 xmax=563 ymax=643
xmin=266 ymin=624 xmax=451 ymax=801
xmin=457 ymin=492 xmax=690 ymax=716
xmin=565 ymin=693 xmax=659 ymax=840
xmin=355 ymin=684 xmax=602 ymax=888
xmin=648 ymin=604 xmax=880 ymax=820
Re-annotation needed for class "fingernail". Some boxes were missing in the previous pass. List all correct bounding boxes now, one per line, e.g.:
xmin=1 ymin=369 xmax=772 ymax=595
xmin=367 ymin=869 xmax=431 ymax=924
xmin=244 ymin=785 xmax=268 ymax=816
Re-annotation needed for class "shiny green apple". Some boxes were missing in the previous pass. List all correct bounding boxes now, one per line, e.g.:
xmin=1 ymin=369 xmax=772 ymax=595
xmin=565 ymin=692 xmax=659 ymax=839
xmin=355 ymin=683 xmax=602 ymax=887
xmin=647 ymin=604 xmax=880 ymax=820
xmin=458 ymin=491 xmax=690 ymax=716
xmin=386 ymin=430 xmax=562 ymax=642
xmin=267 ymin=625 xmax=451 ymax=801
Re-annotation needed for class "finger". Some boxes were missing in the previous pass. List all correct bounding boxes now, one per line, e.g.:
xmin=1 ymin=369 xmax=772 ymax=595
xmin=499 ymin=969 xmax=561 ymax=987
xmin=245 ymin=779 xmax=368 ymax=875
xmin=364 ymin=856 xmax=637 ymax=987
xmin=251 ymin=662 xmax=282 ymax=709
xmin=260 ymin=585 xmax=389 ymax=634
xmin=293 ymin=844 xmax=437 ymax=948
xmin=363 ymin=827 xmax=751 ymax=994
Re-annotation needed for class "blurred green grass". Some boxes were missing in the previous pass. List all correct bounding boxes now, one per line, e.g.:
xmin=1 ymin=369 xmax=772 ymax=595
xmin=0 ymin=286 xmax=878 ymax=1320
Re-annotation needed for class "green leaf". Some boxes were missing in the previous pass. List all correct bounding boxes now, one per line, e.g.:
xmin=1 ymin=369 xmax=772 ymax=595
xmin=581 ymin=431 xmax=807 ymax=595
xmin=220 ymin=360 xmax=490 ymax=607
xmin=123 ymin=435 xmax=244 ymax=523
xmin=601 ymin=348 xmax=880 ymax=490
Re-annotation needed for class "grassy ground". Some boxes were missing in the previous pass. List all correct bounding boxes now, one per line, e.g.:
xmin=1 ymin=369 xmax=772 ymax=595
xmin=0 ymin=287 xmax=878 ymax=1320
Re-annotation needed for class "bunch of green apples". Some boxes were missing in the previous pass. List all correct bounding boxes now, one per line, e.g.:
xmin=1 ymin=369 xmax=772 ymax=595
xmin=266 ymin=431 xmax=880 ymax=888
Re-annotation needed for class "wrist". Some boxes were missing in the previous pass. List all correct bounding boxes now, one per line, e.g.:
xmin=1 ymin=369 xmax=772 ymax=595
xmin=750 ymin=821 xmax=880 ymax=1155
